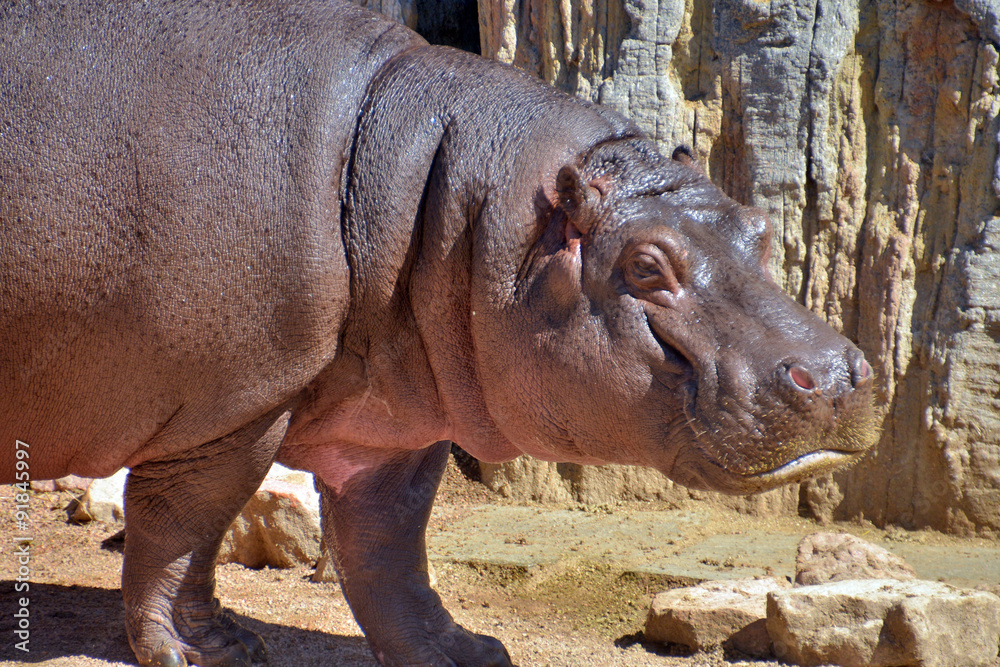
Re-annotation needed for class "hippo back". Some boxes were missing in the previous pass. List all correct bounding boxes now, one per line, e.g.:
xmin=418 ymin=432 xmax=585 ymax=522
xmin=0 ymin=0 xmax=420 ymax=477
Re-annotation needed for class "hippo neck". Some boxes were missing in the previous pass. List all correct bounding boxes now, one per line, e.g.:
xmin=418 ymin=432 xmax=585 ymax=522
xmin=338 ymin=44 xmax=635 ymax=460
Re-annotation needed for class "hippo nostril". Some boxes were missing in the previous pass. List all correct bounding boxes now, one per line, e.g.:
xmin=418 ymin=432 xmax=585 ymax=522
xmin=788 ymin=365 xmax=816 ymax=391
xmin=848 ymin=349 xmax=873 ymax=388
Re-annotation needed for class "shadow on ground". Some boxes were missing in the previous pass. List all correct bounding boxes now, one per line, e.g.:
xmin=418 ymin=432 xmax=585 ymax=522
xmin=0 ymin=582 xmax=374 ymax=666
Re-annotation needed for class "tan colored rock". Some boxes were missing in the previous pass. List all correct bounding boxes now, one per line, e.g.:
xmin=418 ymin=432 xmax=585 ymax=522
xmin=218 ymin=464 xmax=321 ymax=569
xmin=481 ymin=456 xmax=798 ymax=514
xmin=311 ymin=548 xmax=339 ymax=583
xmin=725 ymin=618 xmax=772 ymax=659
xmin=645 ymin=577 xmax=790 ymax=654
xmin=835 ymin=0 xmax=1000 ymax=539
xmin=799 ymin=474 xmax=843 ymax=525
xmin=767 ymin=579 xmax=1000 ymax=667
xmin=70 ymin=468 xmax=127 ymax=523
xmin=977 ymin=581 xmax=1000 ymax=598
xmin=480 ymin=458 xmax=573 ymax=503
xmin=31 ymin=475 xmax=94 ymax=493
xmin=481 ymin=458 xmax=685 ymax=504
xmin=794 ymin=532 xmax=916 ymax=586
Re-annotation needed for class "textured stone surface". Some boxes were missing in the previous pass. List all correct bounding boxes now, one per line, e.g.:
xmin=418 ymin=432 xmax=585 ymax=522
xmin=480 ymin=458 xmax=573 ymax=503
xmin=70 ymin=468 xmax=127 ymax=523
xmin=217 ymin=464 xmax=322 ymax=569
xmin=31 ymin=475 xmax=93 ymax=493
xmin=311 ymin=547 xmax=339 ymax=583
xmin=799 ymin=474 xmax=844 ymax=525
xmin=477 ymin=0 xmax=1000 ymax=534
xmin=480 ymin=458 xmax=799 ymax=515
xmin=645 ymin=577 xmax=789 ymax=654
xmin=838 ymin=0 xmax=1000 ymax=538
xmin=767 ymin=579 xmax=1000 ymax=667
xmin=794 ymin=532 xmax=916 ymax=586
xmin=957 ymin=0 xmax=1000 ymax=46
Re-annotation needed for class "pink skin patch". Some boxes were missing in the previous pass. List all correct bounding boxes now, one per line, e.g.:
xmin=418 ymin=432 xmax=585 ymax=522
xmin=788 ymin=365 xmax=816 ymax=391
xmin=565 ymin=222 xmax=583 ymax=243
xmin=277 ymin=441 xmax=407 ymax=495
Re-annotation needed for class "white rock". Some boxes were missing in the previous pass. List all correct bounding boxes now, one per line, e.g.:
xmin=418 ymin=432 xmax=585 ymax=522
xmin=795 ymin=532 xmax=916 ymax=585
xmin=70 ymin=468 xmax=127 ymax=523
xmin=218 ymin=463 xmax=322 ymax=569
xmin=31 ymin=475 xmax=94 ymax=493
xmin=767 ymin=579 xmax=1000 ymax=667
xmin=645 ymin=577 xmax=790 ymax=654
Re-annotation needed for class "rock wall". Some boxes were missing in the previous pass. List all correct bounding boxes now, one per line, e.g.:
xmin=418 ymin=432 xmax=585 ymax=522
xmin=474 ymin=0 xmax=1000 ymax=535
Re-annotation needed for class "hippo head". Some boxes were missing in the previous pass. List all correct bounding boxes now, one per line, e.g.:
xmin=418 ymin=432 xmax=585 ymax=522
xmin=473 ymin=139 xmax=876 ymax=495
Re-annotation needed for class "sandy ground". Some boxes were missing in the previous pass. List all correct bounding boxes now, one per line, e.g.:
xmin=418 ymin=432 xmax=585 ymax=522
xmin=1 ymin=458 xmax=998 ymax=667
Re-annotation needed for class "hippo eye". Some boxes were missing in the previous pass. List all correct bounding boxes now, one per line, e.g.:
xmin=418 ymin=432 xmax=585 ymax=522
xmin=623 ymin=246 xmax=683 ymax=295
xmin=628 ymin=255 xmax=660 ymax=282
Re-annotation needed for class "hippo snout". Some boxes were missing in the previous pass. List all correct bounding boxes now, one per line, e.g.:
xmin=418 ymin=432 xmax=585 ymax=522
xmin=779 ymin=344 xmax=875 ymax=430
xmin=784 ymin=346 xmax=872 ymax=396
xmin=768 ymin=343 xmax=876 ymax=455
xmin=692 ymin=337 xmax=879 ymax=493
xmin=663 ymin=293 xmax=879 ymax=495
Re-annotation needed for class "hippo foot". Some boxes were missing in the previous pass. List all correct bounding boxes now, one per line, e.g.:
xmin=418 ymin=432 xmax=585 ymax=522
xmin=438 ymin=628 xmax=513 ymax=667
xmin=130 ymin=598 xmax=267 ymax=667
xmin=373 ymin=623 xmax=512 ymax=667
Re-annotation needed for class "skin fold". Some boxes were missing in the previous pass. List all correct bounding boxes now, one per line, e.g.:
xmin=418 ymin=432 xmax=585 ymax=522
xmin=0 ymin=2 xmax=875 ymax=665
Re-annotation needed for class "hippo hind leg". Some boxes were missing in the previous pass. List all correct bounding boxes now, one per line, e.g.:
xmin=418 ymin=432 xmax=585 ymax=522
xmin=319 ymin=441 xmax=513 ymax=667
xmin=122 ymin=407 xmax=289 ymax=667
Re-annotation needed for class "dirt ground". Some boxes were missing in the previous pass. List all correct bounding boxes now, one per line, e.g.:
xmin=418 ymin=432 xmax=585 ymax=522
xmin=2 ymin=458 xmax=998 ymax=667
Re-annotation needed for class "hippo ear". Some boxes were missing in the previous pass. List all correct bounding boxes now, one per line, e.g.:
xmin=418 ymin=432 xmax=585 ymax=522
xmin=555 ymin=165 xmax=602 ymax=236
xmin=671 ymin=145 xmax=704 ymax=174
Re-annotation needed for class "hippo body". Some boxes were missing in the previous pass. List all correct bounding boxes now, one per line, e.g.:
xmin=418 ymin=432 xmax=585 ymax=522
xmin=0 ymin=2 xmax=875 ymax=666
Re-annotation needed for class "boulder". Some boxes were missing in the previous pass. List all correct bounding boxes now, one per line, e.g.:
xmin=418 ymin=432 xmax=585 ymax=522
xmin=645 ymin=577 xmax=790 ymax=655
xmin=217 ymin=464 xmax=322 ymax=569
xmin=767 ymin=579 xmax=1000 ymax=667
xmin=311 ymin=547 xmax=339 ymax=583
xmin=31 ymin=475 xmax=94 ymax=493
xmin=794 ymin=532 xmax=916 ymax=586
xmin=69 ymin=468 xmax=127 ymax=523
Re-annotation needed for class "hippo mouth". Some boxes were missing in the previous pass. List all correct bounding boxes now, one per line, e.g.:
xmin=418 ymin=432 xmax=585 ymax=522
xmin=745 ymin=448 xmax=866 ymax=488
xmin=670 ymin=435 xmax=873 ymax=495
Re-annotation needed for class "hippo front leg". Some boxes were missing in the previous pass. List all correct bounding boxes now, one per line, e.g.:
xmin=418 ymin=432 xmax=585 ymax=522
xmin=317 ymin=441 xmax=512 ymax=667
xmin=122 ymin=408 xmax=289 ymax=667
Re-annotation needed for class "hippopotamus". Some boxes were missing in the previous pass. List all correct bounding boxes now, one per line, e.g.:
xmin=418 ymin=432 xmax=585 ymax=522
xmin=0 ymin=1 xmax=876 ymax=665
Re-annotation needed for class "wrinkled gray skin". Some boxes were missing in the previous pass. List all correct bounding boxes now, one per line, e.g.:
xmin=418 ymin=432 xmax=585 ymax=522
xmin=0 ymin=2 xmax=875 ymax=666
